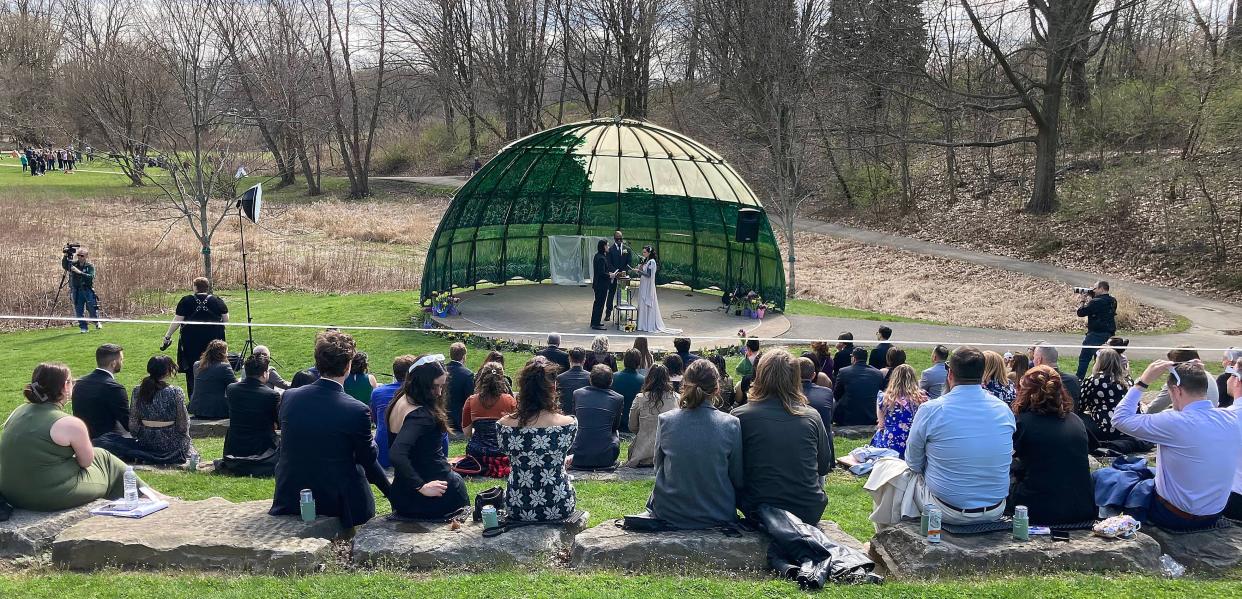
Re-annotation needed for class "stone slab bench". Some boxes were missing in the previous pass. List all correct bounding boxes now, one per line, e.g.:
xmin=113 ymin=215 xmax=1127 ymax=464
xmin=834 ymin=425 xmax=877 ymax=441
xmin=188 ymin=418 xmax=229 ymax=439
xmin=1142 ymin=524 xmax=1242 ymax=573
xmin=567 ymin=468 xmax=656 ymax=482
xmin=352 ymin=511 xmax=589 ymax=570
xmin=869 ymin=521 xmax=1160 ymax=577
xmin=52 ymin=497 xmax=341 ymax=573
xmin=569 ymin=519 xmax=864 ymax=571
xmin=0 ymin=500 xmax=107 ymax=559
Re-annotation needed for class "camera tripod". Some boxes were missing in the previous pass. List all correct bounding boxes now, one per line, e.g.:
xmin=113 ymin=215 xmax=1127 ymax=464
xmin=48 ymin=268 xmax=108 ymax=329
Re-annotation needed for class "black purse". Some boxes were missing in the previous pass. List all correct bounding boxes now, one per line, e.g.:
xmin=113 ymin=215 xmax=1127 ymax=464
xmin=472 ymin=486 xmax=505 ymax=523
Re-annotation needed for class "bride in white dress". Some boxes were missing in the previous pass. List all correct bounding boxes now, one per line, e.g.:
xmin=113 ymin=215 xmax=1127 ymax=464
xmin=631 ymin=246 xmax=681 ymax=334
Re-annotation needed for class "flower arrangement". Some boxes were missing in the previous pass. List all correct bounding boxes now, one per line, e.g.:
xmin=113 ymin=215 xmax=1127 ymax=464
xmin=424 ymin=291 xmax=464 ymax=317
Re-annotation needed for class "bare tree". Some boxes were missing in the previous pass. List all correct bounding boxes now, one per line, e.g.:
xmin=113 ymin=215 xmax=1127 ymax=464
xmin=0 ymin=0 xmax=60 ymax=143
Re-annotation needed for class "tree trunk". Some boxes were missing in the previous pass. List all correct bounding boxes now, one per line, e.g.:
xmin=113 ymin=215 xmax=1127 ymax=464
xmin=1027 ymin=64 xmax=1064 ymax=214
xmin=784 ymin=208 xmax=796 ymax=296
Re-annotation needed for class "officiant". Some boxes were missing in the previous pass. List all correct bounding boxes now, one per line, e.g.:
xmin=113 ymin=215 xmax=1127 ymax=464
xmin=590 ymin=240 xmax=611 ymax=331
xmin=604 ymin=230 xmax=631 ymax=321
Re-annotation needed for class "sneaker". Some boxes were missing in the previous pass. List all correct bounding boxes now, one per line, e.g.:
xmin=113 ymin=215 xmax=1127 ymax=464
xmin=95 ymin=322 xmax=103 ymax=330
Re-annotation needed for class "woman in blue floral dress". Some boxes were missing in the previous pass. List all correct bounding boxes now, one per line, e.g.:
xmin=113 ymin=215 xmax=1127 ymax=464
xmin=870 ymin=364 xmax=926 ymax=458
xmin=982 ymin=350 xmax=1017 ymax=404
xmin=496 ymin=357 xmax=578 ymax=522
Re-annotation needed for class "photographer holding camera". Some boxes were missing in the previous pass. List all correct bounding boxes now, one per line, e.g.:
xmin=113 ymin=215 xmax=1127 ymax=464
xmin=1074 ymin=280 xmax=1117 ymax=379
xmin=62 ymin=245 xmax=101 ymax=334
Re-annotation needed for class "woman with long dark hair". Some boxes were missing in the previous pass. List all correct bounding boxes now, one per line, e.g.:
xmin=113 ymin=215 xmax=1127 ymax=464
xmin=188 ymin=339 xmax=235 ymax=419
xmin=130 ymin=355 xmax=194 ymax=463
xmin=343 ymin=352 xmax=378 ymax=406
xmin=385 ymin=355 xmax=469 ymax=519
xmin=496 ymin=357 xmax=578 ymax=521
xmin=632 ymin=337 xmax=655 ymax=373
xmin=630 ymin=245 xmax=681 ymax=334
xmin=1008 ymin=365 xmax=1096 ymax=525
xmin=624 ymin=364 xmax=679 ymax=467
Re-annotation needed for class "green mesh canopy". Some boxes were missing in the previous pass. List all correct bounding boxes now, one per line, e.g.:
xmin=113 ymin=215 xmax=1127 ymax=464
xmin=421 ymin=118 xmax=786 ymax=308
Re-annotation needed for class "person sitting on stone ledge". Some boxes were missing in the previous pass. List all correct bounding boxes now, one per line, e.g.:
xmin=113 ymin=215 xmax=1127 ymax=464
xmin=1008 ymin=365 xmax=1096 ymax=525
xmin=1144 ymin=347 xmax=1219 ymax=413
xmin=799 ymin=357 xmax=835 ymax=448
xmin=869 ymin=364 xmax=925 ymax=459
xmin=584 ymin=334 xmax=617 ymax=372
xmin=70 ymin=343 xmax=129 ymax=441
xmin=865 ymin=346 xmax=1014 ymax=528
xmin=385 ymin=355 xmax=470 ymax=520
xmin=623 ymin=364 xmax=678 ymax=468
xmin=1111 ymin=360 xmax=1240 ymax=531
xmin=251 ymin=345 xmax=289 ymax=390
xmin=1222 ymin=357 xmax=1242 ymax=520
xmin=982 ymin=350 xmax=1016 ymax=404
xmin=709 ymin=355 xmax=736 ymax=412
xmin=1078 ymin=348 xmax=1133 ymax=442
xmin=371 ymin=355 xmax=417 ymax=469
xmin=833 ymin=347 xmax=884 ymax=426
xmin=460 ymin=362 xmax=517 ymax=477
xmin=612 ymin=349 xmax=646 ymax=432
xmin=568 ymin=365 xmax=623 ymax=470
xmin=663 ymin=353 xmax=685 ymax=392
xmin=732 ymin=349 xmax=832 ymax=525
xmin=129 ymin=355 xmax=194 ymax=464
xmin=647 ymin=359 xmax=743 ymax=529
xmin=270 ymin=331 xmax=391 ymax=528
xmin=556 ymin=347 xmax=590 ymax=414
xmin=0 ymin=363 xmax=157 ymax=511
xmin=497 ymin=357 xmax=577 ymax=522
xmin=188 ymin=339 xmax=236 ymax=419
xmin=223 ymin=354 xmax=281 ymax=461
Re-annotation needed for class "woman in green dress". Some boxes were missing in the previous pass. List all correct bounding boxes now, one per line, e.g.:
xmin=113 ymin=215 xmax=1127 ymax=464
xmin=0 ymin=363 xmax=150 ymax=511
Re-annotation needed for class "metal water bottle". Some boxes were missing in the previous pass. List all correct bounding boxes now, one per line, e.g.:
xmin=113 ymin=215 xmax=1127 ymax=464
xmin=187 ymin=449 xmax=200 ymax=472
xmin=920 ymin=503 xmax=934 ymax=536
xmin=299 ymin=489 xmax=316 ymax=522
xmin=1013 ymin=505 xmax=1030 ymax=541
xmin=926 ymin=507 xmax=942 ymax=544
xmin=481 ymin=505 xmax=499 ymax=529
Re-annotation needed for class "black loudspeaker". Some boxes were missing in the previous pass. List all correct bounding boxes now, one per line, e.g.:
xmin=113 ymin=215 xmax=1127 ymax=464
xmin=735 ymin=208 xmax=760 ymax=243
xmin=238 ymin=184 xmax=262 ymax=223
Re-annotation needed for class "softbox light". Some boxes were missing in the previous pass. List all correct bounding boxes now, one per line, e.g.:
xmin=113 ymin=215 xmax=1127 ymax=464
xmin=238 ymin=183 xmax=262 ymax=224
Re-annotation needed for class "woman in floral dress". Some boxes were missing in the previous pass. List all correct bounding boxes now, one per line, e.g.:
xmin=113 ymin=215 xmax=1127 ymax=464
xmin=496 ymin=357 xmax=577 ymax=522
xmin=982 ymin=350 xmax=1017 ymax=404
xmin=869 ymin=364 xmax=926 ymax=458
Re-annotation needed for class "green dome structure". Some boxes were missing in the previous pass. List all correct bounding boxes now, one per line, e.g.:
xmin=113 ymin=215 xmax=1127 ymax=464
xmin=421 ymin=118 xmax=786 ymax=308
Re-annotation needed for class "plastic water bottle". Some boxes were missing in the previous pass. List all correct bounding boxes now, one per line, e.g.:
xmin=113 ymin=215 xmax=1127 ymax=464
xmin=1160 ymin=554 xmax=1186 ymax=578
xmin=919 ymin=503 xmax=933 ymax=536
xmin=481 ymin=505 xmax=499 ymax=529
xmin=299 ymin=489 xmax=316 ymax=522
xmin=1012 ymin=505 xmax=1030 ymax=541
xmin=926 ymin=508 xmax=942 ymax=544
xmin=123 ymin=466 xmax=139 ymax=505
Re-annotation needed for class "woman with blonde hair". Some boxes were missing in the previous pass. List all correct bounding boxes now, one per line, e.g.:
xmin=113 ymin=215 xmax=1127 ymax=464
xmin=982 ymin=350 xmax=1016 ymax=404
xmin=584 ymin=335 xmax=617 ymax=371
xmin=1079 ymin=348 xmax=1131 ymax=440
xmin=730 ymin=349 xmax=832 ymax=524
xmin=869 ymin=364 xmax=926 ymax=458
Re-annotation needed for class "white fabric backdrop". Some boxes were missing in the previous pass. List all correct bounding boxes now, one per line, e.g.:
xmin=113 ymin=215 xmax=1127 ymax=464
xmin=548 ymin=235 xmax=609 ymax=285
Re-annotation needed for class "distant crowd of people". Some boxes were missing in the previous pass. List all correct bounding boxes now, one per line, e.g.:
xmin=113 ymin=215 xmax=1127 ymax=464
xmin=16 ymin=145 xmax=92 ymax=176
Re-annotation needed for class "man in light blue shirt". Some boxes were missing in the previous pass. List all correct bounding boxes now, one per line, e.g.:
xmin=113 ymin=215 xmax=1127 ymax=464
xmin=905 ymin=346 xmax=1015 ymax=524
xmin=918 ymin=345 xmax=949 ymax=399
xmin=1113 ymin=360 xmax=1241 ymax=531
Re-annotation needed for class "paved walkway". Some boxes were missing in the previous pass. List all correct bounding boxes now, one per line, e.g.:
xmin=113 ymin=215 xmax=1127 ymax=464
xmin=375 ymin=175 xmax=469 ymax=188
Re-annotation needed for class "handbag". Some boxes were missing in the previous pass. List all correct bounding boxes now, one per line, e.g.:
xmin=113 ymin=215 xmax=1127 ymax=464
xmin=473 ymin=486 xmax=506 ymax=523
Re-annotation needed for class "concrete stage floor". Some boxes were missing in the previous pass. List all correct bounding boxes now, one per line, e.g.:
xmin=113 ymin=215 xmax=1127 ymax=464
xmin=430 ymin=284 xmax=790 ymax=350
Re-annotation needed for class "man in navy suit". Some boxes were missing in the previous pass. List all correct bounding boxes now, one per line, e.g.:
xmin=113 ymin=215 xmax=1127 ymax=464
xmin=445 ymin=342 xmax=474 ymax=433
xmin=604 ymin=230 xmax=631 ymax=321
xmin=591 ymin=239 xmax=611 ymax=330
xmin=71 ymin=344 xmax=129 ymax=439
xmin=270 ymin=331 xmax=391 ymax=529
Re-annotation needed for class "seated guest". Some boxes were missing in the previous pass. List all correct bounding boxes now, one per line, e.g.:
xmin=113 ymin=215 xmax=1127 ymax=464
xmin=270 ymin=331 xmax=391 ymax=529
xmin=612 ymin=349 xmax=646 ymax=432
xmin=584 ymin=335 xmax=618 ymax=372
xmin=188 ymin=340 xmax=236 ymax=419
xmin=919 ymin=345 xmax=949 ymax=399
xmin=1112 ymin=360 xmax=1240 ymax=531
xmin=1079 ymin=348 xmax=1132 ymax=441
xmin=129 ymin=355 xmax=194 ymax=463
xmin=800 ymin=351 xmax=832 ymax=388
xmin=798 ymin=358 xmax=835 ymax=450
xmin=673 ymin=337 xmax=700 ymax=366
xmin=224 ymin=354 xmax=282 ymax=459
xmin=663 ymin=353 xmax=685 ymax=392
xmin=0 ymin=363 xmax=154 ymax=511
xmin=732 ymin=350 xmax=832 ymax=524
xmin=881 ymin=347 xmax=907 ymax=384
xmin=624 ymin=364 xmax=678 ymax=467
xmin=536 ymin=333 xmax=570 ymax=372
xmin=736 ymin=339 xmax=760 ymax=378
xmin=983 ymin=350 xmax=1016 ymax=404
xmin=868 ymin=326 xmax=893 ymax=370
xmin=1007 ymin=353 xmax=1031 ymax=385
xmin=568 ymin=365 xmax=623 ymax=470
xmin=632 ymin=336 xmax=655 ymax=373
xmin=445 ymin=343 xmax=474 ymax=434
xmin=709 ymin=355 xmax=736 ymax=412
xmin=1032 ymin=344 xmax=1081 ymax=409
xmin=251 ymin=345 xmax=289 ymax=389
xmin=832 ymin=332 xmax=855 ymax=376
xmin=1217 ymin=348 xmax=1242 ymax=408
xmin=833 ymin=347 xmax=884 ymax=426
xmin=868 ymin=347 xmax=1015 ymax=527
xmin=497 ymin=358 xmax=577 ymax=521
xmin=385 ymin=355 xmax=470 ymax=519
xmin=460 ymin=363 xmax=517 ymax=477
xmin=809 ymin=342 xmax=835 ymax=381
xmin=71 ymin=343 xmax=129 ymax=440
xmin=1146 ymin=347 xmax=1219 ymax=412
xmin=371 ymin=355 xmax=417 ymax=469
xmin=556 ymin=347 xmax=591 ymax=414
xmin=344 ymin=352 xmax=378 ymax=406
xmin=289 ymin=366 xmax=320 ymax=388
xmin=870 ymin=364 xmax=925 ymax=458
xmin=1009 ymin=366 xmax=1096 ymax=525
xmin=647 ymin=359 xmax=743 ymax=528
xmin=1222 ymin=359 xmax=1242 ymax=520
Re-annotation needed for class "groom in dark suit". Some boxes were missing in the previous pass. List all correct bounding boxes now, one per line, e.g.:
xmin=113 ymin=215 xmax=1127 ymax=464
xmin=604 ymin=230 xmax=631 ymax=321
xmin=591 ymin=239 xmax=610 ymax=330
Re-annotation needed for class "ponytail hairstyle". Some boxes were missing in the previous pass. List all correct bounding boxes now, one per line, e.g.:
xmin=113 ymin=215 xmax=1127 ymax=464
xmin=198 ymin=339 xmax=228 ymax=374
xmin=1013 ymin=365 xmax=1072 ymax=417
xmin=680 ymin=359 xmax=720 ymax=410
xmin=25 ymin=363 xmax=71 ymax=405
xmin=136 ymin=355 xmax=179 ymax=407
xmin=386 ymin=355 xmax=450 ymax=433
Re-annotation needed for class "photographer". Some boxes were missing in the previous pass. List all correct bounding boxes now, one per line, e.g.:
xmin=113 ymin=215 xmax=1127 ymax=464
xmin=1074 ymin=280 xmax=1117 ymax=379
xmin=162 ymin=277 xmax=228 ymax=396
xmin=62 ymin=246 xmax=101 ymax=333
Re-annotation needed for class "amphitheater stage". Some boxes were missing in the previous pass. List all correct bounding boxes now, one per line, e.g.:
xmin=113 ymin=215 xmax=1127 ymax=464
xmin=429 ymin=284 xmax=790 ymax=351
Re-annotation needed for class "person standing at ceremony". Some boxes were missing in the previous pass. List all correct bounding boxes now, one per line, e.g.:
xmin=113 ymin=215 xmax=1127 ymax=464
xmin=604 ymin=230 xmax=631 ymax=322
xmin=590 ymin=240 xmax=611 ymax=331
xmin=632 ymin=245 xmax=681 ymax=334
xmin=163 ymin=277 xmax=228 ymax=396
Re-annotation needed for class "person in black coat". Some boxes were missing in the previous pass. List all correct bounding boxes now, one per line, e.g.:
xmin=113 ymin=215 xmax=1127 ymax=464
xmin=270 ymin=332 xmax=390 ymax=529
xmin=224 ymin=355 xmax=281 ymax=459
xmin=557 ymin=347 xmax=592 ymax=414
xmin=444 ymin=343 xmax=474 ymax=433
xmin=590 ymin=239 xmax=611 ymax=330
xmin=385 ymin=356 xmax=469 ymax=519
xmin=831 ymin=333 xmax=855 ymax=375
xmin=569 ymin=366 xmax=624 ymax=470
xmin=536 ymin=333 xmax=571 ymax=372
xmin=833 ymin=347 xmax=884 ymax=426
xmin=868 ymin=326 xmax=893 ymax=370
xmin=604 ymin=231 xmax=631 ymax=320
xmin=1008 ymin=365 xmax=1096 ymax=525
xmin=798 ymin=357 xmax=835 ymax=464
xmin=161 ymin=277 xmax=228 ymax=396
xmin=71 ymin=344 xmax=129 ymax=439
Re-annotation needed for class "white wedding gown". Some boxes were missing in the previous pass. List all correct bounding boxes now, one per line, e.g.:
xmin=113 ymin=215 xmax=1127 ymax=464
xmin=636 ymin=259 xmax=681 ymax=334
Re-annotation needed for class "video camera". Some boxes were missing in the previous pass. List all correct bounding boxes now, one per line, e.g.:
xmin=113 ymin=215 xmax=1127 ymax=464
xmin=63 ymin=242 xmax=81 ymax=260
xmin=1072 ymin=286 xmax=1096 ymax=298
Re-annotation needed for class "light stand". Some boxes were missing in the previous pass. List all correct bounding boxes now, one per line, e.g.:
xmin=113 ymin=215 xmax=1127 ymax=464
xmin=236 ymin=183 xmax=262 ymax=359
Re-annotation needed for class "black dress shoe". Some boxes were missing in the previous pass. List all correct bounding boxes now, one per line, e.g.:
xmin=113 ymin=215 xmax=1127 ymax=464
xmin=591 ymin=324 xmax=607 ymax=330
